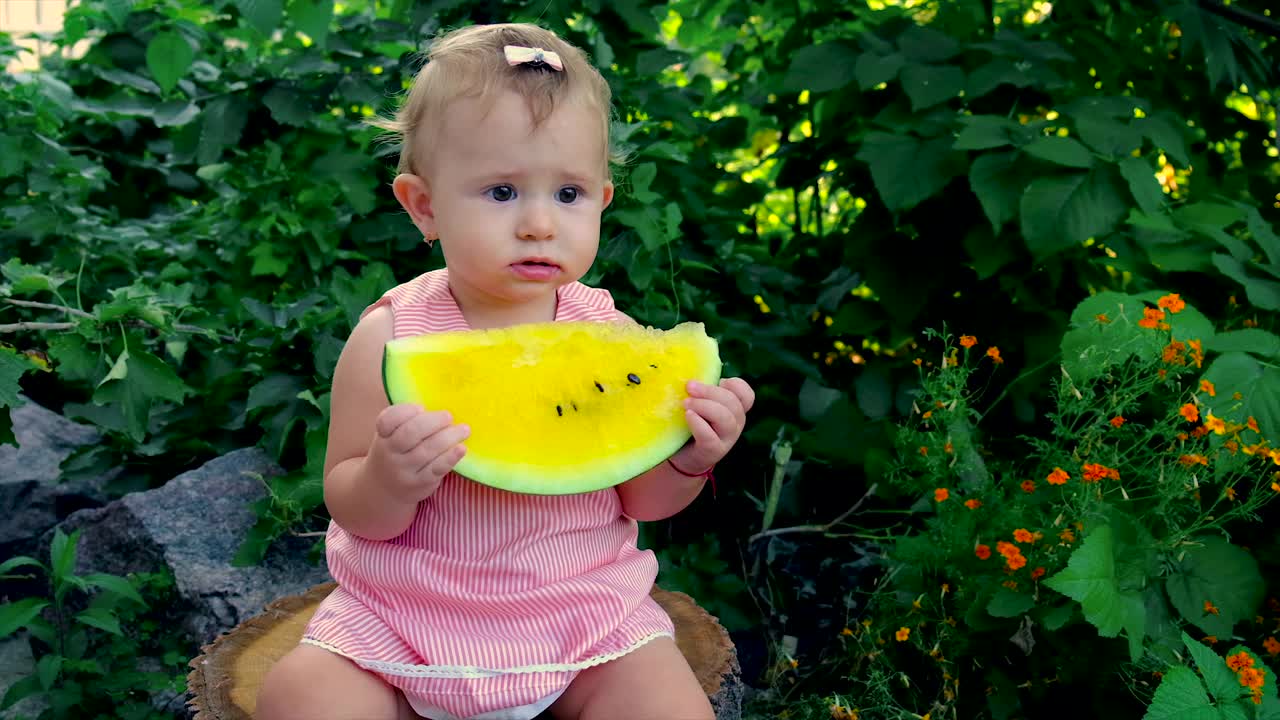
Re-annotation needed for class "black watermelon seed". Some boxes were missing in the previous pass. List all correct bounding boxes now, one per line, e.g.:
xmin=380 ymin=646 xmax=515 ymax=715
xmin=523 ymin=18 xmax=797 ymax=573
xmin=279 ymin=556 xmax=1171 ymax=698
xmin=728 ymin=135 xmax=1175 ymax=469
xmin=556 ymin=405 xmax=563 ymax=416
xmin=627 ymin=373 xmax=641 ymax=385
xmin=572 ymin=402 xmax=578 ymax=411
xmin=595 ymin=382 xmax=604 ymax=392
xmin=650 ymin=364 xmax=657 ymax=368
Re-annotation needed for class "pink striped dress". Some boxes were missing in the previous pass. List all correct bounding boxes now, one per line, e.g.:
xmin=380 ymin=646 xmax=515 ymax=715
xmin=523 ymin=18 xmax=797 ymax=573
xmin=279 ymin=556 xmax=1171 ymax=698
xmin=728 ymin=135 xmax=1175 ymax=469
xmin=301 ymin=268 xmax=676 ymax=717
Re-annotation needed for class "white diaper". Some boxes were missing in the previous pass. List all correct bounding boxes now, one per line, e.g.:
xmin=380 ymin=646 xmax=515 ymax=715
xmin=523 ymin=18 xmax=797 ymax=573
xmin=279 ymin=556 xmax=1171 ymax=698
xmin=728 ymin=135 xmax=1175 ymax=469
xmin=406 ymin=687 xmax=566 ymax=720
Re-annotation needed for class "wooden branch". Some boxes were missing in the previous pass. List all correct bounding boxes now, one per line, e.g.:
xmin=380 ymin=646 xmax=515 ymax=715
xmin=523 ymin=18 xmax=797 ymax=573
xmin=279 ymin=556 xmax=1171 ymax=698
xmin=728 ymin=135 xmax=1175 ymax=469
xmin=4 ymin=299 xmax=92 ymax=318
xmin=748 ymin=483 xmax=878 ymax=543
xmin=1 ymin=298 xmax=236 ymax=341
xmin=1197 ymin=0 xmax=1280 ymax=39
xmin=0 ymin=321 xmax=76 ymax=333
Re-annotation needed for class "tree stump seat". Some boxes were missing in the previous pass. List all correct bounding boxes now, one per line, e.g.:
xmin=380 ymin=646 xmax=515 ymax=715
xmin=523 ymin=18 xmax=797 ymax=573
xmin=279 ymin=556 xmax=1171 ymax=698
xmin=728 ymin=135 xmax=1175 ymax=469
xmin=187 ymin=582 xmax=743 ymax=719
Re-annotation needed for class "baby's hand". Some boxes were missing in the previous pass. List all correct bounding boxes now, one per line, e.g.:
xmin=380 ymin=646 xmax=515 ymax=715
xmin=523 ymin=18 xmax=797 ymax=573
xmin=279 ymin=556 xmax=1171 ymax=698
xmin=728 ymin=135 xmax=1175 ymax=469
xmin=365 ymin=404 xmax=470 ymax=504
xmin=671 ymin=377 xmax=755 ymax=474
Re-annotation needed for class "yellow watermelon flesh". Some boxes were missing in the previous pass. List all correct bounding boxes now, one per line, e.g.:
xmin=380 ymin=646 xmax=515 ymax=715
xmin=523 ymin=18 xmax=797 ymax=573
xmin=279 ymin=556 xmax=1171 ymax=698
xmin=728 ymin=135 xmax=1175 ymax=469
xmin=381 ymin=321 xmax=722 ymax=495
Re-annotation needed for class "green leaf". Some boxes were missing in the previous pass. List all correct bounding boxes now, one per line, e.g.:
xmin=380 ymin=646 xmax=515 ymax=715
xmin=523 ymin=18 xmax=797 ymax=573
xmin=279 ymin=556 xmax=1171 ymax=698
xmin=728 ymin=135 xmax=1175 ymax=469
xmin=1165 ymin=537 xmax=1264 ymax=637
xmin=900 ymin=63 xmax=964 ymax=110
xmin=289 ymin=0 xmax=333 ymax=46
xmin=857 ymin=133 xmax=963 ymax=212
xmin=248 ymin=241 xmax=290 ymax=277
xmin=1 ymin=258 xmax=71 ymax=295
xmin=1019 ymin=168 xmax=1128 ymax=258
xmin=1181 ymin=633 xmax=1244 ymax=704
xmin=1213 ymin=254 xmax=1280 ymax=311
xmin=0 ymin=347 xmax=31 ymax=409
xmin=1142 ymin=113 xmax=1191 ymax=167
xmin=614 ymin=207 xmax=666 ymax=251
xmin=1022 ymin=136 xmax=1095 ymax=168
xmin=987 ymin=587 xmax=1035 ymax=617
xmin=0 ymin=135 xmax=26 ymax=177
xmin=798 ymin=377 xmax=841 ymax=423
xmin=263 ymin=86 xmax=312 ymax=126
xmin=49 ymin=527 xmax=77 ymax=586
xmin=0 ymin=598 xmax=49 ymax=639
xmin=854 ymin=51 xmax=904 ymax=90
xmin=0 ymin=556 xmax=43 ymax=579
xmin=92 ymin=346 xmax=190 ymax=442
xmin=1175 ymin=203 xmax=1245 ymax=230
xmin=969 ymin=151 xmax=1029 ymax=233
xmin=896 ymin=25 xmax=960 ymax=63
xmin=1075 ymin=115 xmax=1143 ymax=157
xmin=953 ymin=116 xmax=1027 ymax=151
xmin=1043 ymin=525 xmax=1146 ymax=660
xmin=1141 ymin=666 xmax=1217 ymax=720
xmin=853 ymin=367 xmax=891 ymax=419
xmin=629 ymin=162 xmax=659 ymax=204
xmin=1039 ymin=603 xmax=1075 ymax=631
xmin=1119 ymin=157 xmax=1166 ymax=215
xmin=198 ymin=96 xmax=249 ymax=165
xmin=236 ymin=0 xmax=284 ymax=34
xmin=145 ymin=31 xmax=193 ymax=95
xmin=47 ymin=334 xmax=99 ymax=384
xmin=1244 ymin=205 xmax=1280 ymax=267
xmin=80 ymin=573 xmax=144 ymax=604
xmin=782 ymin=43 xmax=858 ymax=93
xmin=35 ymin=654 xmax=60 ymax=691
xmin=1205 ymin=329 xmax=1280 ymax=357
xmin=74 ymin=606 xmax=122 ymax=636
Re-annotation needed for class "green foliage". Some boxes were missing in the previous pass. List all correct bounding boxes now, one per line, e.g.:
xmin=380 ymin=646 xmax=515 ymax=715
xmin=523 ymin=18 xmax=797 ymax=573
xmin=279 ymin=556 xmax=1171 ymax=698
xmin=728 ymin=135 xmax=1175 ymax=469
xmin=2 ymin=0 xmax=1280 ymax=717
xmin=0 ymin=531 xmax=190 ymax=719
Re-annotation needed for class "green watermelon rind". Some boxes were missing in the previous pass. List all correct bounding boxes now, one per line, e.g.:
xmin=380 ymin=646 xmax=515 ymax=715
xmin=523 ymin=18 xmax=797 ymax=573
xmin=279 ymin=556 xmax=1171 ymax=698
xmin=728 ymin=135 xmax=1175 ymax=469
xmin=380 ymin=321 xmax=722 ymax=495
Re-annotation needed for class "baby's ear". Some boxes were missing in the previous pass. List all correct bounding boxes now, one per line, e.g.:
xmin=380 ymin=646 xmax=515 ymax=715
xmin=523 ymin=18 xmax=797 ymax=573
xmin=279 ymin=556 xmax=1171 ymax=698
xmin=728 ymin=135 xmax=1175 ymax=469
xmin=601 ymin=181 xmax=614 ymax=211
xmin=392 ymin=174 xmax=436 ymax=236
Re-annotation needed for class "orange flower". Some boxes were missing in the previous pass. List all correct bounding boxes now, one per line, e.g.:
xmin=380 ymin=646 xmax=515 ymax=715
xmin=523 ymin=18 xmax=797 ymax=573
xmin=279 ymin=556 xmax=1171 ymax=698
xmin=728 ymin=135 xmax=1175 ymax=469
xmin=913 ymin=358 xmax=922 ymax=366
xmin=975 ymin=544 xmax=992 ymax=560
xmin=1020 ymin=480 xmax=1036 ymax=493
xmin=959 ymin=335 xmax=977 ymax=348
xmin=1191 ymin=425 xmax=1209 ymax=438
xmin=1013 ymin=529 xmax=1034 ymax=543
xmin=1047 ymin=467 xmax=1070 ymax=485
xmin=935 ymin=488 xmax=949 ymax=502
xmin=1096 ymin=313 xmax=1111 ymax=324
xmin=1238 ymin=667 xmax=1264 ymax=690
xmin=1189 ymin=339 xmax=1204 ymax=368
xmin=1006 ymin=554 xmax=1027 ymax=571
xmin=965 ymin=498 xmax=982 ymax=509
xmin=1180 ymin=403 xmax=1200 ymax=423
xmin=1204 ymin=600 xmax=1220 ymax=616
xmin=1031 ymin=567 xmax=1046 ymax=580
xmin=1227 ymin=652 xmax=1255 ymax=671
xmin=1178 ymin=454 xmax=1209 ymax=467
xmin=1110 ymin=415 xmax=1125 ymax=428
xmin=1264 ymin=636 xmax=1280 ymax=657
xmin=922 ymin=410 xmax=933 ymax=419
xmin=1082 ymin=463 xmax=1120 ymax=482
xmin=896 ymin=627 xmax=910 ymax=642
xmin=1059 ymin=528 xmax=1075 ymax=543
xmin=1158 ymin=293 xmax=1185 ymax=313
xmin=1225 ymin=440 xmax=1239 ymax=454
xmin=1204 ymin=413 xmax=1226 ymax=435
xmin=1200 ymin=379 xmax=1216 ymax=396
xmin=1139 ymin=307 xmax=1166 ymax=329
xmin=944 ymin=441 xmax=954 ymax=454
xmin=996 ymin=541 xmax=1020 ymax=558
xmin=1225 ymin=486 xmax=1237 ymax=501
xmin=986 ymin=346 xmax=1003 ymax=364
xmin=1248 ymin=416 xmax=1260 ymax=433
xmin=1162 ymin=340 xmax=1186 ymax=365
xmin=919 ymin=446 xmax=929 ymax=456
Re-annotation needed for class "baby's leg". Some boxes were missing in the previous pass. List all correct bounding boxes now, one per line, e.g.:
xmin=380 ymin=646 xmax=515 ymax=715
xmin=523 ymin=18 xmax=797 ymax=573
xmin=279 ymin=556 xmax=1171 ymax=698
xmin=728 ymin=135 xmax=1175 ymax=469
xmin=256 ymin=643 xmax=419 ymax=720
xmin=548 ymin=636 xmax=714 ymax=720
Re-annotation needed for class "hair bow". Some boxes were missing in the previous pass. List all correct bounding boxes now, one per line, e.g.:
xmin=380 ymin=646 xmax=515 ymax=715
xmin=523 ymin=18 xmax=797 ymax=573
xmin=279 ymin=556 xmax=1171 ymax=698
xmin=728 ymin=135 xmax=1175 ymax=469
xmin=503 ymin=44 xmax=564 ymax=71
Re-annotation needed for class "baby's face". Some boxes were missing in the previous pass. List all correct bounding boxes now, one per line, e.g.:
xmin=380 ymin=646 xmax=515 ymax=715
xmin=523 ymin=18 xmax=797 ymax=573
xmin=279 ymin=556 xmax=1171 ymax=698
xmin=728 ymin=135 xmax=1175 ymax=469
xmin=423 ymin=90 xmax=613 ymax=308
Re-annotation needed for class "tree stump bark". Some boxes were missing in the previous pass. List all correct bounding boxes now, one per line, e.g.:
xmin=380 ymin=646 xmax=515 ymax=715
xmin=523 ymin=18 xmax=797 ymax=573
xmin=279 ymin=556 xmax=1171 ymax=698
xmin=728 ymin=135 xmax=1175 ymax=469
xmin=187 ymin=582 xmax=742 ymax=719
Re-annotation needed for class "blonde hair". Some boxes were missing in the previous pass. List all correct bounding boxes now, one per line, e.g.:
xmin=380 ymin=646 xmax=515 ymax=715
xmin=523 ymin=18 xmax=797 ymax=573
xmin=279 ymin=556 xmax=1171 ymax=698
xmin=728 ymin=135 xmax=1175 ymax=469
xmin=372 ymin=23 xmax=615 ymax=176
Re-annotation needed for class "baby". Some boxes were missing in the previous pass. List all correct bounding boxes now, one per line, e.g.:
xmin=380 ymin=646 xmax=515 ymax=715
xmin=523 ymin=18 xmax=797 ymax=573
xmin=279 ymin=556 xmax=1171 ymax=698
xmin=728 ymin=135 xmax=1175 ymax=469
xmin=256 ymin=22 xmax=754 ymax=720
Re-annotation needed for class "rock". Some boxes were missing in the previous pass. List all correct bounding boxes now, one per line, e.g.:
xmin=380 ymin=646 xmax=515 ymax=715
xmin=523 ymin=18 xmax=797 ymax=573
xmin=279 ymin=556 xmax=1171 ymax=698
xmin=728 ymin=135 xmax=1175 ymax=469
xmin=52 ymin=448 xmax=331 ymax=645
xmin=0 ymin=633 xmax=46 ymax=720
xmin=0 ymin=398 xmax=117 ymax=563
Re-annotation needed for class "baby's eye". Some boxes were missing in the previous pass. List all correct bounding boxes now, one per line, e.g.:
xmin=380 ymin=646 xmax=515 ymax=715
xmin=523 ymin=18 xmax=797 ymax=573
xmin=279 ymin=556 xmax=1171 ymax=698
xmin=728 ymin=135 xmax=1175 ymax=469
xmin=557 ymin=187 xmax=580 ymax=204
xmin=488 ymin=185 xmax=516 ymax=202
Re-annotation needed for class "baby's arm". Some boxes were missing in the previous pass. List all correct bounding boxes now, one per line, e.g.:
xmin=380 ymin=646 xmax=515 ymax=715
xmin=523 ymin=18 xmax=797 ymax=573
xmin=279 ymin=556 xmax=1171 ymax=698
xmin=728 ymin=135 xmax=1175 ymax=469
xmin=323 ymin=306 xmax=470 ymax=541
xmin=617 ymin=460 xmax=710 ymax=522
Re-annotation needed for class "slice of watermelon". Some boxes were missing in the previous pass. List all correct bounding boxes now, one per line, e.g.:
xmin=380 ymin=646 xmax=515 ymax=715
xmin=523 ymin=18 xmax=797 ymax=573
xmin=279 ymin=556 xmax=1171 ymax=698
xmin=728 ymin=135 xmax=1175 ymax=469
xmin=381 ymin=321 xmax=722 ymax=494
